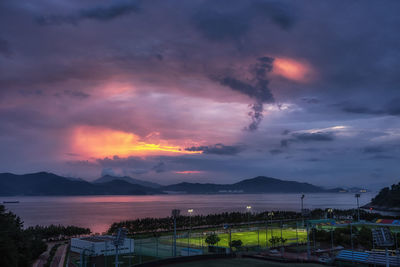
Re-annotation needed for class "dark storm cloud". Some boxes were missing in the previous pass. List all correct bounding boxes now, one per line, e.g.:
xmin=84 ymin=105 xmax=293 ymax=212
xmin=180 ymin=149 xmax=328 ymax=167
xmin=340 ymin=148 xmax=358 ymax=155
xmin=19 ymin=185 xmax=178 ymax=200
xmin=152 ymin=161 xmax=166 ymax=173
xmin=281 ymin=132 xmax=335 ymax=147
xmin=269 ymin=149 xmax=283 ymax=155
xmin=193 ymin=10 xmax=249 ymax=41
xmin=60 ymin=90 xmax=90 ymax=99
xmin=301 ymin=97 xmax=319 ymax=104
xmin=366 ymin=154 xmax=396 ymax=160
xmin=342 ymin=105 xmax=383 ymax=115
xmin=1 ymin=0 xmax=400 ymax=188
xmin=339 ymin=98 xmax=400 ymax=117
xmin=0 ymin=38 xmax=13 ymax=57
xmin=387 ymin=98 xmax=400 ymax=115
xmin=185 ymin=143 xmax=244 ymax=155
xmin=363 ymin=146 xmax=386 ymax=154
xmin=17 ymin=88 xmax=89 ymax=99
xmin=36 ymin=0 xmax=141 ymax=25
xmin=217 ymin=57 xmax=275 ymax=131
xmin=247 ymin=102 xmax=264 ymax=131
xmin=254 ymin=1 xmax=296 ymax=30
xmin=192 ymin=0 xmax=295 ymax=41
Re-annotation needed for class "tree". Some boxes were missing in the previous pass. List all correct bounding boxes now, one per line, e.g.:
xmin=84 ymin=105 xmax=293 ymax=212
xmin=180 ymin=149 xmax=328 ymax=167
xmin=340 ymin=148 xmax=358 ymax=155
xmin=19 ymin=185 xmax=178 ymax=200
xmin=0 ymin=205 xmax=47 ymax=267
xmin=205 ymin=233 xmax=220 ymax=246
xmin=269 ymin=236 xmax=281 ymax=247
xmin=269 ymin=236 xmax=287 ymax=247
xmin=229 ymin=239 xmax=243 ymax=250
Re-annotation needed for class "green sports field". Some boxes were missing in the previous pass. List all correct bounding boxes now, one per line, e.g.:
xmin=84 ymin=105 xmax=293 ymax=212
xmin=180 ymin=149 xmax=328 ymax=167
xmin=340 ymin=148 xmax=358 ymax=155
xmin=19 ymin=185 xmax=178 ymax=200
xmin=176 ymin=228 xmax=307 ymax=248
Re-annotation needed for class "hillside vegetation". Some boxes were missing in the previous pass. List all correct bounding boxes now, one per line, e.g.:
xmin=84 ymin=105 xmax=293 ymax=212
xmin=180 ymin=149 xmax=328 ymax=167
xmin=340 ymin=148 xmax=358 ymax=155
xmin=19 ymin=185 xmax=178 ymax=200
xmin=371 ymin=182 xmax=400 ymax=208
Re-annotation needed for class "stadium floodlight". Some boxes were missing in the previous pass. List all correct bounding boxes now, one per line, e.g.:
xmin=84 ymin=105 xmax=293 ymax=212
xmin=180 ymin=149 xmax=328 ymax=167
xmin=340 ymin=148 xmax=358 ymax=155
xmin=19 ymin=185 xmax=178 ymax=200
xmin=172 ymin=209 xmax=180 ymax=218
xmin=355 ymin=193 xmax=361 ymax=221
xmin=327 ymin=208 xmax=333 ymax=219
xmin=301 ymin=194 xmax=305 ymax=227
xmin=188 ymin=209 xmax=194 ymax=251
xmin=113 ymin=228 xmax=127 ymax=267
xmin=372 ymin=227 xmax=394 ymax=267
xmin=246 ymin=206 xmax=252 ymax=226
xmin=171 ymin=209 xmax=180 ymax=257
xmin=372 ymin=227 xmax=394 ymax=247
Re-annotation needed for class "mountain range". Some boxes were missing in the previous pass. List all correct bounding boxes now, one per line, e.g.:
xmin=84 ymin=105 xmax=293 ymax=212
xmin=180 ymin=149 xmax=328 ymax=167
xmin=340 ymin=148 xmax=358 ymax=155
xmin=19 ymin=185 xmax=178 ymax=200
xmin=0 ymin=172 xmax=351 ymax=196
xmin=93 ymin=175 xmax=161 ymax=188
xmin=0 ymin=172 xmax=163 ymax=196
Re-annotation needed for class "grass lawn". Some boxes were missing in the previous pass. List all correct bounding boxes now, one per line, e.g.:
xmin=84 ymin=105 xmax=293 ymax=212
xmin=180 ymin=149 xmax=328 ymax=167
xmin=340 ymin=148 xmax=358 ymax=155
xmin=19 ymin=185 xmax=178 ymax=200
xmin=175 ymin=228 xmax=307 ymax=248
xmin=167 ymin=258 xmax=325 ymax=267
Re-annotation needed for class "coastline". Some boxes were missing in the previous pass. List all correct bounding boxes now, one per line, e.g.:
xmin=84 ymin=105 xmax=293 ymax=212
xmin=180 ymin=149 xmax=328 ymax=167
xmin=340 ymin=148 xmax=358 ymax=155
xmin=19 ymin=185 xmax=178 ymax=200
xmin=362 ymin=202 xmax=400 ymax=213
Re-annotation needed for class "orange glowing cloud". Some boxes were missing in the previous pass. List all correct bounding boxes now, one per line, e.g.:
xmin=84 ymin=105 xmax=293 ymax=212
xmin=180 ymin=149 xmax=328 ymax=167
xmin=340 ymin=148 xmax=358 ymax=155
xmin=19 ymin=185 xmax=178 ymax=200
xmin=273 ymin=58 xmax=313 ymax=82
xmin=71 ymin=126 xmax=200 ymax=158
xmin=175 ymin=171 xmax=204 ymax=174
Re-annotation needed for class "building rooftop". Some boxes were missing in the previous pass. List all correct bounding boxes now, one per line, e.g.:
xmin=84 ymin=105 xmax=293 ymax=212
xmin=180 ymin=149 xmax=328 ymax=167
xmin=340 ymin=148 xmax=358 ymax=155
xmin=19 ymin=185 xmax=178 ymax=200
xmin=80 ymin=235 xmax=115 ymax=243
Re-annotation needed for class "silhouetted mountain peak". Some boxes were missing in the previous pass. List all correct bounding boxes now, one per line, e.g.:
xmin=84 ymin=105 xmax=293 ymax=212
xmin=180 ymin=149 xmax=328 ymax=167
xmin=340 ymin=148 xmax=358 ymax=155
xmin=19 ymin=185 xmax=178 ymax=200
xmin=93 ymin=175 xmax=161 ymax=188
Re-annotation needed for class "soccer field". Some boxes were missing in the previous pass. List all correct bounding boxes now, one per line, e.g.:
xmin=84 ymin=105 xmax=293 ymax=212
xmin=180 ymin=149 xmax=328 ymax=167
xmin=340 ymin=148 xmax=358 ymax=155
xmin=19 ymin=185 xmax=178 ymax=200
xmin=176 ymin=228 xmax=307 ymax=248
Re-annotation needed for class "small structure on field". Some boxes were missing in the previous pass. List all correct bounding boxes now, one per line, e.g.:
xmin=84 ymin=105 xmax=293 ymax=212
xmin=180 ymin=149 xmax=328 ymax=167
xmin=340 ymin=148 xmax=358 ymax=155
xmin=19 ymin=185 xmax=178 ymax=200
xmin=71 ymin=235 xmax=134 ymax=256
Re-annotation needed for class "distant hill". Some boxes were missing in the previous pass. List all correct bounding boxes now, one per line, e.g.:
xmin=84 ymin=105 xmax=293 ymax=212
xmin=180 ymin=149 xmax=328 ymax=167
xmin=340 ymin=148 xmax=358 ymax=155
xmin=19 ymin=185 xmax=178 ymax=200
xmin=364 ymin=182 xmax=400 ymax=211
xmin=0 ymin=172 xmax=163 ymax=196
xmin=93 ymin=175 xmax=161 ymax=188
xmin=162 ymin=176 xmax=332 ymax=194
xmin=0 ymin=172 xmax=356 ymax=196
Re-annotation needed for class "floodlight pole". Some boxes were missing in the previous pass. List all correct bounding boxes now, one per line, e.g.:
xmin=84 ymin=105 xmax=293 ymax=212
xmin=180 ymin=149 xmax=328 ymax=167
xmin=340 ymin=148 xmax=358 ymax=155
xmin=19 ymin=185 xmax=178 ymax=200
xmin=268 ymin=212 xmax=274 ymax=245
xmin=115 ymin=245 xmax=119 ymax=267
xmin=350 ymin=223 xmax=354 ymax=264
xmin=188 ymin=209 xmax=193 ymax=253
xmin=172 ymin=209 xmax=180 ymax=257
xmin=80 ymin=248 xmax=88 ymax=267
xmin=355 ymin=194 xmax=361 ymax=222
xmin=301 ymin=194 xmax=305 ymax=226
xmin=246 ymin=206 xmax=252 ymax=227
xmin=173 ymin=217 xmax=177 ymax=257
xmin=227 ymin=225 xmax=232 ymax=253
xmin=113 ymin=228 xmax=126 ymax=267
xmin=265 ymin=221 xmax=269 ymax=249
xmin=386 ymin=247 xmax=389 ymax=267
xmin=306 ymin=222 xmax=311 ymax=260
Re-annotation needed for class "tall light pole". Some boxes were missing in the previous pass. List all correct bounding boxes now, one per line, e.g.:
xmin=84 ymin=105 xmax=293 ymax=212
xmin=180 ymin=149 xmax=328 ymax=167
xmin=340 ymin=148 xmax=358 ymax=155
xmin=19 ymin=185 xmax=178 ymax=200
xmin=301 ymin=194 xmax=305 ymax=226
xmin=355 ymin=194 xmax=361 ymax=222
xmin=113 ymin=228 xmax=126 ymax=267
xmin=188 ymin=208 xmax=193 ymax=253
xmin=327 ymin=208 xmax=333 ymax=219
xmin=172 ymin=209 xmax=180 ymax=257
xmin=268 ymin=211 xmax=274 ymax=246
xmin=246 ymin=206 xmax=252 ymax=227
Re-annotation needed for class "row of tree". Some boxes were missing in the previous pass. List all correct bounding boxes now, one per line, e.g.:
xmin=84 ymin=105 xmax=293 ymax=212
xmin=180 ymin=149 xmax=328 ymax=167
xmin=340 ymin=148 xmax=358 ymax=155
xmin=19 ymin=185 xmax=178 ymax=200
xmin=25 ymin=224 xmax=91 ymax=241
xmin=0 ymin=205 xmax=47 ymax=267
xmin=371 ymin=182 xmax=400 ymax=207
xmin=109 ymin=211 xmax=300 ymax=234
xmin=0 ymin=205 xmax=91 ymax=267
xmin=108 ymin=209 xmax=391 ymax=235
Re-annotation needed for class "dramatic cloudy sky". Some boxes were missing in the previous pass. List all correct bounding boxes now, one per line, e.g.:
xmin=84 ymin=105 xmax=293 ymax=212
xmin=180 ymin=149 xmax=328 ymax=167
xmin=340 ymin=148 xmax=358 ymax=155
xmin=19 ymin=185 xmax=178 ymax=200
xmin=1 ymin=0 xmax=399 ymax=188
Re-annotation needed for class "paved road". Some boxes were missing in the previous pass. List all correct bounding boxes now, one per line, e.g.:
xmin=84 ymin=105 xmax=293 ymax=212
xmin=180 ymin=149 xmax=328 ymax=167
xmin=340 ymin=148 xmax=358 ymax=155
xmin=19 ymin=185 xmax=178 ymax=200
xmin=32 ymin=243 xmax=55 ymax=267
xmin=51 ymin=244 xmax=67 ymax=267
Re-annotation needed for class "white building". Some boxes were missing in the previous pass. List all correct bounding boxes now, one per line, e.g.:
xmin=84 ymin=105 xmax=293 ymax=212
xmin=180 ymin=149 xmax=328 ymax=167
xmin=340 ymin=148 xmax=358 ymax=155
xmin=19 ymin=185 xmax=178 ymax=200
xmin=71 ymin=235 xmax=134 ymax=256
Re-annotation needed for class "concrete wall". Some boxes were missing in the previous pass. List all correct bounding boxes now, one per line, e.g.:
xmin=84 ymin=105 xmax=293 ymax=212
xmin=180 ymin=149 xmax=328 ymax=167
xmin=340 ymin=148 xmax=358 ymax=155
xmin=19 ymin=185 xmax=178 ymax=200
xmin=71 ymin=237 xmax=134 ymax=256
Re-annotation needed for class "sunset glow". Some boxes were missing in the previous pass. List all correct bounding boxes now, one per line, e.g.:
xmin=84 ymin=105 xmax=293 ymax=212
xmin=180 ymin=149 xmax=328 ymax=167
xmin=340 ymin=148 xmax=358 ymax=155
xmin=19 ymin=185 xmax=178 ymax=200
xmin=175 ymin=171 xmax=205 ymax=174
xmin=1 ymin=0 xmax=397 ymax=188
xmin=273 ymin=58 xmax=312 ymax=82
xmin=71 ymin=126 xmax=200 ymax=158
